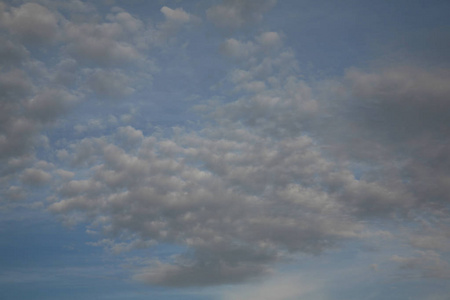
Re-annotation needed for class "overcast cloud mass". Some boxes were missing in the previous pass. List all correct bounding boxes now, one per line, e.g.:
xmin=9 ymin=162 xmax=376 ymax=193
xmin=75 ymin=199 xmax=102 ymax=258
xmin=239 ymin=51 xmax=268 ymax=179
xmin=1 ymin=1 xmax=450 ymax=299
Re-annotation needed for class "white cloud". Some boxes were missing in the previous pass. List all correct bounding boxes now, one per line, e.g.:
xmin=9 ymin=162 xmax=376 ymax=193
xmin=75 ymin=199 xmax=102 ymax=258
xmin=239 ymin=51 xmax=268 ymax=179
xmin=64 ymin=21 xmax=143 ymax=66
xmin=256 ymin=31 xmax=283 ymax=49
xmin=158 ymin=6 xmax=200 ymax=39
xmin=220 ymin=32 xmax=283 ymax=60
xmin=220 ymin=38 xmax=256 ymax=59
xmin=161 ymin=7 xmax=192 ymax=24
xmin=206 ymin=0 xmax=277 ymax=31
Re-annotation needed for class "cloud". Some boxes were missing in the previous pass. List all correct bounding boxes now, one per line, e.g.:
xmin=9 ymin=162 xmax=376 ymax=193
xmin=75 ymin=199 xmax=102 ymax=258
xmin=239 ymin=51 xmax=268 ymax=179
xmin=20 ymin=168 xmax=52 ymax=186
xmin=1 ymin=2 xmax=59 ymax=44
xmin=1 ymin=1 xmax=448 ymax=294
xmin=48 ymin=123 xmax=363 ymax=286
xmin=0 ymin=37 xmax=29 ymax=66
xmin=391 ymin=251 xmax=450 ymax=279
xmin=64 ymin=21 xmax=143 ymax=66
xmin=206 ymin=0 xmax=277 ymax=31
xmin=158 ymin=6 xmax=201 ymax=39
xmin=26 ymin=88 xmax=78 ymax=123
xmin=0 ymin=85 xmax=76 ymax=175
xmin=0 ymin=2 xmax=159 ymax=188
xmin=220 ymin=273 xmax=322 ymax=300
xmin=220 ymin=38 xmax=257 ymax=59
xmin=0 ymin=69 xmax=35 ymax=165
xmin=321 ymin=65 xmax=450 ymax=212
xmin=87 ymin=69 xmax=135 ymax=99
xmin=256 ymin=31 xmax=283 ymax=50
xmin=45 ymin=32 xmax=450 ymax=287
xmin=220 ymin=32 xmax=283 ymax=60
xmin=134 ymin=257 xmax=272 ymax=287
xmin=406 ymin=223 xmax=450 ymax=252
xmin=161 ymin=7 xmax=192 ymax=24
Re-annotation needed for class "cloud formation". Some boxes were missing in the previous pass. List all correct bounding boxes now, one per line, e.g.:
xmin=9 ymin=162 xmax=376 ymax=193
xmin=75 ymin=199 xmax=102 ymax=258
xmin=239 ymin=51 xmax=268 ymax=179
xmin=207 ymin=0 xmax=277 ymax=31
xmin=43 ymin=20 xmax=450 ymax=287
xmin=1 ymin=1 xmax=449 ymax=296
xmin=1 ymin=2 xmax=59 ymax=44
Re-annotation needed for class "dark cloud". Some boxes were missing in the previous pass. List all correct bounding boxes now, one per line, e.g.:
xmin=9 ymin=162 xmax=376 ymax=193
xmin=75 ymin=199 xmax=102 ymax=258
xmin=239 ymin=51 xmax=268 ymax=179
xmin=322 ymin=66 xmax=450 ymax=213
xmin=0 ymin=37 xmax=29 ymax=66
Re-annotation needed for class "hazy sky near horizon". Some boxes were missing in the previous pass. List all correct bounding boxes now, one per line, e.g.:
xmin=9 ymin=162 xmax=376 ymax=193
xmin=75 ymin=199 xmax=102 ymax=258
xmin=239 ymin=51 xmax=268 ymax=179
xmin=1 ymin=0 xmax=450 ymax=299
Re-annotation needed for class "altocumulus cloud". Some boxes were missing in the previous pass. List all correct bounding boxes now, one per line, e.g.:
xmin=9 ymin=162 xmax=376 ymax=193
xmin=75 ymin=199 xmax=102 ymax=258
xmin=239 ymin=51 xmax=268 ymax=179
xmin=1 ymin=0 xmax=450 ymax=297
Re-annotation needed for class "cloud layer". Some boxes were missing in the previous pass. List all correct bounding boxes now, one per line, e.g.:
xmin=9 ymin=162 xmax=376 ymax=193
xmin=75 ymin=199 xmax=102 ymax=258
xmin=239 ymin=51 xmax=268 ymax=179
xmin=1 ymin=0 xmax=449 ymax=295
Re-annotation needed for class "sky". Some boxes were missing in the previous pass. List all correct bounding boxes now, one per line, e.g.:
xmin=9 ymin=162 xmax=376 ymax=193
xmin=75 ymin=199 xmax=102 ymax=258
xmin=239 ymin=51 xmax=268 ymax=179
xmin=1 ymin=0 xmax=450 ymax=299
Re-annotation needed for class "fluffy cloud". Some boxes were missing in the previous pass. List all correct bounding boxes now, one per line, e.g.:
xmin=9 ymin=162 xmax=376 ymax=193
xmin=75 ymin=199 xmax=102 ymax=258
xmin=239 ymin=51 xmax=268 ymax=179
xmin=64 ymin=21 xmax=143 ymax=66
xmin=0 ymin=1 xmax=184 ymax=188
xmin=49 ymin=124 xmax=363 ymax=286
xmin=2 ymin=1 xmax=449 ymax=294
xmin=0 ymin=66 xmax=77 ymax=181
xmin=20 ymin=168 xmax=52 ymax=186
xmin=0 ymin=69 xmax=34 ymax=165
xmin=45 ymin=29 xmax=450 ymax=287
xmin=27 ymin=88 xmax=78 ymax=123
xmin=157 ymin=6 xmax=200 ymax=40
xmin=161 ymin=7 xmax=193 ymax=24
xmin=220 ymin=32 xmax=283 ymax=60
xmin=0 ymin=2 xmax=60 ymax=44
xmin=87 ymin=69 xmax=135 ymax=99
xmin=207 ymin=0 xmax=277 ymax=31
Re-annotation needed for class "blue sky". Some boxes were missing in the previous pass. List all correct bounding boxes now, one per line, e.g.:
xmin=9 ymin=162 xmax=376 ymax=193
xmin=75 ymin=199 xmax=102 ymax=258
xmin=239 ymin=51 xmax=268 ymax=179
xmin=1 ymin=0 xmax=450 ymax=299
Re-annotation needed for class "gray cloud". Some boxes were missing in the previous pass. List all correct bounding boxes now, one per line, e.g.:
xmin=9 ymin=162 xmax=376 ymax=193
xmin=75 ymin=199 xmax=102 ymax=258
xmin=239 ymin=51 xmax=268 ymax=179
xmin=0 ymin=1 xmax=162 ymax=189
xmin=20 ymin=168 xmax=52 ymax=186
xmin=0 ymin=69 xmax=35 ymax=163
xmin=87 ymin=69 xmax=135 ymax=99
xmin=0 ymin=37 xmax=29 ymax=66
xmin=1 ymin=0 xmax=448 ymax=291
xmin=64 ymin=21 xmax=143 ymax=66
xmin=1 ymin=2 xmax=59 ymax=44
xmin=134 ymin=256 xmax=271 ymax=287
xmin=46 ymin=30 xmax=450 ymax=287
xmin=322 ymin=66 xmax=450 ymax=212
xmin=391 ymin=251 xmax=450 ymax=279
xmin=49 ymin=124 xmax=363 ymax=286
xmin=26 ymin=88 xmax=78 ymax=123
